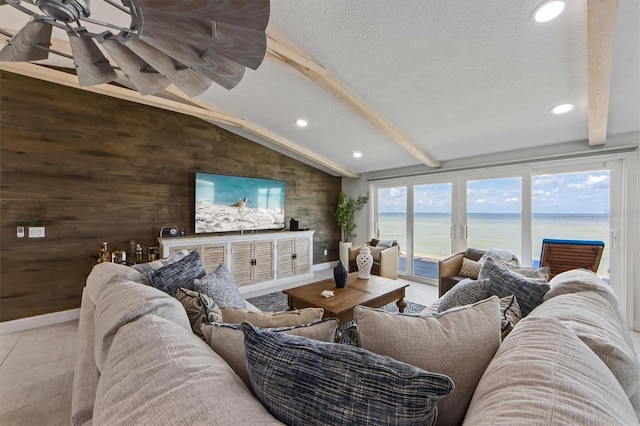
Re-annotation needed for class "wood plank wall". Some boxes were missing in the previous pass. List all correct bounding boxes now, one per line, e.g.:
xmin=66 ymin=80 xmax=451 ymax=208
xmin=0 ymin=71 xmax=341 ymax=322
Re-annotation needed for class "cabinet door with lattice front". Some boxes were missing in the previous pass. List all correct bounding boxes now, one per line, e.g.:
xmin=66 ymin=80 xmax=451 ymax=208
xmin=231 ymin=242 xmax=253 ymax=286
xmin=294 ymin=236 xmax=311 ymax=275
xmin=254 ymin=240 xmax=274 ymax=283
xmin=277 ymin=238 xmax=295 ymax=279
xmin=201 ymin=244 xmax=226 ymax=273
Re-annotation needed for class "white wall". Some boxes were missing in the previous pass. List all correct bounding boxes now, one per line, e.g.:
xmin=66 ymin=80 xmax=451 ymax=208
xmin=342 ymin=177 xmax=371 ymax=244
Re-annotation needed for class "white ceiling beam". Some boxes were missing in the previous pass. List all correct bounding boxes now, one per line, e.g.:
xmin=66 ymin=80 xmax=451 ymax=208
xmin=587 ymin=0 xmax=619 ymax=146
xmin=0 ymin=61 xmax=360 ymax=178
xmin=265 ymin=27 xmax=442 ymax=169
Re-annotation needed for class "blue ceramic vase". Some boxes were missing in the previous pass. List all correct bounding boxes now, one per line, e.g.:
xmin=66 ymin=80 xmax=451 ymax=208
xmin=333 ymin=260 xmax=348 ymax=288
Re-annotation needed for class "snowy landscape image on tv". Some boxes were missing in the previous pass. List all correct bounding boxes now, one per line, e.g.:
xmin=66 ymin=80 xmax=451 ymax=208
xmin=195 ymin=173 xmax=285 ymax=233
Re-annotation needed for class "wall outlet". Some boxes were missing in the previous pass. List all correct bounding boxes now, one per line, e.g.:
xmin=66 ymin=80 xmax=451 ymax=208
xmin=17 ymin=226 xmax=24 ymax=238
xmin=28 ymin=226 xmax=45 ymax=238
xmin=323 ymin=249 xmax=328 ymax=256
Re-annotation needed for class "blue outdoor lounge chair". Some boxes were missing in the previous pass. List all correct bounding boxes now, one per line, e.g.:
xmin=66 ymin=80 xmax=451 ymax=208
xmin=539 ymin=238 xmax=605 ymax=279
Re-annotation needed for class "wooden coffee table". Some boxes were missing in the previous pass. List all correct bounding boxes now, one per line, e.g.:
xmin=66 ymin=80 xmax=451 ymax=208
xmin=284 ymin=273 xmax=408 ymax=324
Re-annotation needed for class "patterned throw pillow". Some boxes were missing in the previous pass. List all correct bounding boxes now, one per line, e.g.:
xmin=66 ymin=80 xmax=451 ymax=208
xmin=438 ymin=278 xmax=491 ymax=312
xmin=175 ymin=287 xmax=222 ymax=340
xmin=479 ymin=257 xmax=550 ymax=317
xmin=241 ymin=323 xmax=454 ymax=426
xmin=146 ymin=250 xmax=205 ymax=296
xmin=190 ymin=263 xmax=246 ymax=309
xmin=500 ymin=295 xmax=521 ymax=339
xmin=202 ymin=319 xmax=339 ymax=390
xmin=459 ymin=257 xmax=482 ymax=279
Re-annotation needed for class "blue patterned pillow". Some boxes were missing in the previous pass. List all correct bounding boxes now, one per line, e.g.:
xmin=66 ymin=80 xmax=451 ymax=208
xmin=147 ymin=250 xmax=205 ymax=296
xmin=479 ymin=257 xmax=550 ymax=317
xmin=438 ymin=278 xmax=491 ymax=312
xmin=241 ymin=323 xmax=454 ymax=426
xmin=190 ymin=264 xmax=246 ymax=309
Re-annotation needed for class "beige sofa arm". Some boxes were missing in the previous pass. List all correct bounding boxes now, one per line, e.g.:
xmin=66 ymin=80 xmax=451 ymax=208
xmin=379 ymin=245 xmax=399 ymax=279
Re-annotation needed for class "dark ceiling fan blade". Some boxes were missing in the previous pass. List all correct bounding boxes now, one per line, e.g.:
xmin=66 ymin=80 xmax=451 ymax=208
xmin=99 ymin=36 xmax=170 ymax=96
xmin=139 ymin=27 xmax=245 ymax=90
xmin=124 ymin=37 xmax=212 ymax=97
xmin=0 ymin=20 xmax=52 ymax=61
xmin=132 ymin=0 xmax=270 ymax=30
xmin=141 ymin=11 xmax=267 ymax=70
xmin=68 ymin=32 xmax=117 ymax=86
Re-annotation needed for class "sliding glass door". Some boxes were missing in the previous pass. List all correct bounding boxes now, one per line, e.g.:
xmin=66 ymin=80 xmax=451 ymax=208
xmin=372 ymin=157 xmax=624 ymax=284
xmin=532 ymin=169 xmax=611 ymax=279
xmin=466 ymin=177 xmax=522 ymax=259
xmin=412 ymin=183 xmax=452 ymax=278
xmin=376 ymin=186 xmax=407 ymax=273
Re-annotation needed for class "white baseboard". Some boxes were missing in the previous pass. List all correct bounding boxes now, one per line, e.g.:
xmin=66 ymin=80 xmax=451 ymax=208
xmin=313 ymin=261 xmax=338 ymax=271
xmin=0 ymin=308 xmax=80 ymax=335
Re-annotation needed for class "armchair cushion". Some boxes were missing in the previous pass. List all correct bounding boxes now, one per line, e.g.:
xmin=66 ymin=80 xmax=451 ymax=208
xmin=459 ymin=257 xmax=482 ymax=279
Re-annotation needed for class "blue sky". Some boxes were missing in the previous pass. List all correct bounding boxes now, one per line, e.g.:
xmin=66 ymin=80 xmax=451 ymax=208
xmin=378 ymin=170 xmax=610 ymax=214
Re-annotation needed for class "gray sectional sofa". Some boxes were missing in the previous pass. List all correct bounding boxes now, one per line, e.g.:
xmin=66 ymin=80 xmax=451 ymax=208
xmin=72 ymin=259 xmax=640 ymax=425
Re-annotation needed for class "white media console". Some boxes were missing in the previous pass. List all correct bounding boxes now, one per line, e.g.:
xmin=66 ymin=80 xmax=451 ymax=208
xmin=158 ymin=230 xmax=315 ymax=295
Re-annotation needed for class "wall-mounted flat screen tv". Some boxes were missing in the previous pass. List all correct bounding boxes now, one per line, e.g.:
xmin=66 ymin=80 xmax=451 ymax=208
xmin=195 ymin=172 xmax=285 ymax=234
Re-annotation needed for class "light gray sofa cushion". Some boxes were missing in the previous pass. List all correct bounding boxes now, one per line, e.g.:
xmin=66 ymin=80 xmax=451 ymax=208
xmin=202 ymin=318 xmax=339 ymax=390
xmin=93 ymin=280 xmax=190 ymax=372
xmin=71 ymin=289 xmax=100 ymax=426
xmin=93 ymin=314 xmax=282 ymax=426
xmin=86 ymin=262 xmax=148 ymax=304
xmin=355 ymin=296 xmax=501 ymax=426
xmin=220 ymin=306 xmax=324 ymax=327
xmin=463 ymin=317 xmax=638 ymax=425
xmin=529 ymin=290 xmax=640 ymax=417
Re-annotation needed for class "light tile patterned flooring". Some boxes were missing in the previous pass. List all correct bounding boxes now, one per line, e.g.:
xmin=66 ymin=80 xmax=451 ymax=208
xmin=0 ymin=272 xmax=638 ymax=425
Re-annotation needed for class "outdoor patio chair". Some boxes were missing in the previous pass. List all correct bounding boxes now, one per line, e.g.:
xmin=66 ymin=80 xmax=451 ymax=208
xmin=539 ymin=238 xmax=604 ymax=279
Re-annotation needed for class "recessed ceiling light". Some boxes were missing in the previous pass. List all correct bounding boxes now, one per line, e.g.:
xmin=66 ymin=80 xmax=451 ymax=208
xmin=533 ymin=1 xmax=565 ymax=23
xmin=296 ymin=119 xmax=308 ymax=127
xmin=550 ymin=103 xmax=574 ymax=114
xmin=353 ymin=152 xmax=362 ymax=158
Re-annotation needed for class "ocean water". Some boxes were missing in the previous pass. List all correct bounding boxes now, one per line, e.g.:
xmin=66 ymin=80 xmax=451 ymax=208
xmin=378 ymin=213 xmax=609 ymax=276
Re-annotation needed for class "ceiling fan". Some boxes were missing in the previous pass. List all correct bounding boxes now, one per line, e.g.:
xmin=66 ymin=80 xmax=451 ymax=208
xmin=0 ymin=0 xmax=270 ymax=96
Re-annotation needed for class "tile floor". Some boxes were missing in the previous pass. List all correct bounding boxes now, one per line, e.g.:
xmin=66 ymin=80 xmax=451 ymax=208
xmin=0 ymin=272 xmax=638 ymax=426
xmin=0 ymin=320 xmax=77 ymax=425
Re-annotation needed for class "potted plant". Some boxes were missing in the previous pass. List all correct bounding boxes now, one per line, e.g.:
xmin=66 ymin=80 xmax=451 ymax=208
xmin=331 ymin=191 xmax=369 ymax=265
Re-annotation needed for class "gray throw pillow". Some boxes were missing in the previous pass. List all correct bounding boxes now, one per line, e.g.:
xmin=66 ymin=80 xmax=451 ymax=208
xmin=479 ymin=257 xmax=550 ymax=317
xmin=146 ymin=250 xmax=205 ymax=296
xmin=438 ymin=278 xmax=491 ymax=312
xmin=241 ymin=322 xmax=454 ymax=426
xmin=492 ymin=258 xmax=550 ymax=282
xmin=190 ymin=263 xmax=246 ymax=309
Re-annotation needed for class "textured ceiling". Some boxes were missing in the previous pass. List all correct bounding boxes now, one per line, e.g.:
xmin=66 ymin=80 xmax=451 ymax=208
xmin=1 ymin=0 xmax=638 ymax=176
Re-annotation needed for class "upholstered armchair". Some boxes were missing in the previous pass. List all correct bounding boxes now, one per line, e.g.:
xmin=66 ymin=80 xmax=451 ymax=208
xmin=437 ymin=248 xmax=487 ymax=297
xmin=348 ymin=239 xmax=400 ymax=280
xmin=438 ymin=248 xmax=520 ymax=297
